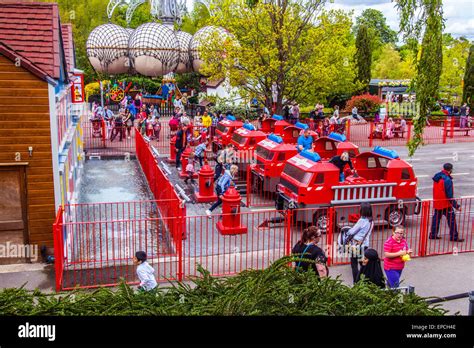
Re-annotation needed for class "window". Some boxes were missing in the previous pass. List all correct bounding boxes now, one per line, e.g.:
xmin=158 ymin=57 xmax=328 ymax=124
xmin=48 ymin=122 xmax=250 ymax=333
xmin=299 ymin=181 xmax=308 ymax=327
xmin=277 ymin=152 xmax=286 ymax=161
xmin=256 ymin=146 xmax=274 ymax=160
xmin=378 ymin=158 xmax=389 ymax=168
xmin=325 ymin=141 xmax=335 ymax=151
xmin=216 ymin=123 xmax=229 ymax=133
xmin=249 ymin=138 xmax=256 ymax=146
xmin=401 ymin=168 xmax=411 ymax=180
xmin=232 ymin=133 xmax=247 ymax=145
xmin=314 ymin=173 xmax=324 ymax=184
xmin=282 ymin=165 xmax=314 ymax=185
xmin=368 ymin=157 xmax=377 ymax=168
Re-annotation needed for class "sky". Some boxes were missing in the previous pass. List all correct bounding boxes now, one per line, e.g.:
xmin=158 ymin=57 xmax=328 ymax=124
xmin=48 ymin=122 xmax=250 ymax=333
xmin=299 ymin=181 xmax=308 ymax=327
xmin=185 ymin=0 xmax=474 ymax=40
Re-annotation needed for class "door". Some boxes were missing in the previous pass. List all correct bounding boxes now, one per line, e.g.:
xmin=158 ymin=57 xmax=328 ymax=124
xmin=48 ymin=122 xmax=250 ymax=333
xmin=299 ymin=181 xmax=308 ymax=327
xmin=0 ymin=165 xmax=29 ymax=264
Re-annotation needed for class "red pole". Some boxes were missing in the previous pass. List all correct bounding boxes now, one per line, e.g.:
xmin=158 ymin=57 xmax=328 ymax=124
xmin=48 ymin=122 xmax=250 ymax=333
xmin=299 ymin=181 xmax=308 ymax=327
xmin=53 ymin=206 xmax=64 ymax=292
xmin=326 ymin=207 xmax=335 ymax=266
xmin=101 ymin=119 xmax=106 ymax=147
xmin=406 ymin=121 xmax=412 ymax=145
xmin=177 ymin=213 xmax=184 ymax=281
xmin=246 ymin=165 xmax=251 ymax=208
xmin=450 ymin=116 xmax=455 ymax=139
xmin=369 ymin=121 xmax=374 ymax=147
xmin=442 ymin=117 xmax=448 ymax=144
xmin=346 ymin=119 xmax=351 ymax=140
xmin=382 ymin=118 xmax=387 ymax=141
xmin=284 ymin=209 xmax=293 ymax=257
xmin=418 ymin=201 xmax=430 ymax=257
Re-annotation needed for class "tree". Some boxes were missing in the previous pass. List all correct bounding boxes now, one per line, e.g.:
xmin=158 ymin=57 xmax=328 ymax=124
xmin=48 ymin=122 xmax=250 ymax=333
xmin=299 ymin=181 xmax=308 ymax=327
xmin=396 ymin=0 xmax=444 ymax=155
xmin=355 ymin=24 xmax=372 ymax=92
xmin=439 ymin=36 xmax=470 ymax=103
xmin=463 ymin=45 xmax=474 ymax=108
xmin=372 ymin=44 xmax=415 ymax=80
xmin=353 ymin=8 xmax=398 ymax=62
xmin=199 ymin=0 xmax=358 ymax=112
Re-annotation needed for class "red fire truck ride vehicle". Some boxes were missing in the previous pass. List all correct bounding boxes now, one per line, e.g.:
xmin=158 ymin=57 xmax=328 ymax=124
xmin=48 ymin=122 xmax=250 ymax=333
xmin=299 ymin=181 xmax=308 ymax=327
xmin=260 ymin=114 xmax=291 ymax=135
xmin=231 ymin=123 xmax=267 ymax=173
xmin=275 ymin=146 xmax=421 ymax=230
xmin=214 ymin=115 xmax=243 ymax=149
xmin=281 ymin=122 xmax=318 ymax=144
xmin=251 ymin=134 xmax=298 ymax=193
xmin=313 ymin=132 xmax=359 ymax=159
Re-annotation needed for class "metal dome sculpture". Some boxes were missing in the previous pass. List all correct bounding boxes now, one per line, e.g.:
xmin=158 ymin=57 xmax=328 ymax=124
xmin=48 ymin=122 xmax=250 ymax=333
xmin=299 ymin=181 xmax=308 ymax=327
xmin=128 ymin=22 xmax=179 ymax=77
xmin=86 ymin=23 xmax=131 ymax=74
xmin=189 ymin=26 xmax=230 ymax=73
xmin=175 ymin=30 xmax=192 ymax=74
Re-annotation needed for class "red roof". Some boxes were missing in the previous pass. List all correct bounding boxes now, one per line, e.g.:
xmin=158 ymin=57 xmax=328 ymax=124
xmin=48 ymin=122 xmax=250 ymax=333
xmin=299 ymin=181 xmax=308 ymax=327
xmin=61 ymin=23 xmax=74 ymax=73
xmin=0 ymin=2 xmax=61 ymax=79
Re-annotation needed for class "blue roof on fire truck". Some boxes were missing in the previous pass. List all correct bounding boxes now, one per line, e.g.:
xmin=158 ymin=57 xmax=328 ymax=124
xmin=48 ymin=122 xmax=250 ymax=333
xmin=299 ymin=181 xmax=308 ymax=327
xmin=328 ymin=132 xmax=346 ymax=142
xmin=373 ymin=146 xmax=399 ymax=159
xmin=226 ymin=115 xmax=236 ymax=121
xmin=267 ymin=134 xmax=283 ymax=143
xmin=295 ymin=122 xmax=309 ymax=130
xmin=300 ymin=150 xmax=321 ymax=163
xmin=243 ymin=123 xmax=256 ymax=131
xmin=272 ymin=114 xmax=283 ymax=121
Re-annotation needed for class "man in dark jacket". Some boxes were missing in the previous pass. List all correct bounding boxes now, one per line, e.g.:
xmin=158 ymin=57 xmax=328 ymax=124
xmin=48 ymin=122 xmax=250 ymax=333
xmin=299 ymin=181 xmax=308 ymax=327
xmin=175 ymin=125 xmax=187 ymax=170
xmin=430 ymin=163 xmax=463 ymax=242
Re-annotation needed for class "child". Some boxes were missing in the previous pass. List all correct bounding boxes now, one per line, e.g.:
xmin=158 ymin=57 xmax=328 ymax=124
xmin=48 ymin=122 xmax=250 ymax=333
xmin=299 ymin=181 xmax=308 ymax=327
xmin=184 ymin=151 xmax=196 ymax=184
xmin=146 ymin=115 xmax=153 ymax=138
xmin=383 ymin=226 xmax=412 ymax=288
xmin=152 ymin=117 xmax=161 ymax=141
xmin=134 ymin=251 xmax=157 ymax=292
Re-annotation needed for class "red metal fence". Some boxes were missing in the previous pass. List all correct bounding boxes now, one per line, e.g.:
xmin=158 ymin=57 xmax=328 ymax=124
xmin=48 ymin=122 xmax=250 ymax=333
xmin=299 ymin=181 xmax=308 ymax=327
xmin=54 ymin=197 xmax=473 ymax=291
xmin=82 ymin=118 xmax=135 ymax=157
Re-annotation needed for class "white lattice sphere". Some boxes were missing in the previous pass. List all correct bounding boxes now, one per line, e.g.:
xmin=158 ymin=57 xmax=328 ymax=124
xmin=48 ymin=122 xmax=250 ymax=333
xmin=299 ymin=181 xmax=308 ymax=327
xmin=175 ymin=30 xmax=192 ymax=74
xmin=86 ymin=24 xmax=130 ymax=74
xmin=129 ymin=23 xmax=179 ymax=77
xmin=190 ymin=26 xmax=230 ymax=73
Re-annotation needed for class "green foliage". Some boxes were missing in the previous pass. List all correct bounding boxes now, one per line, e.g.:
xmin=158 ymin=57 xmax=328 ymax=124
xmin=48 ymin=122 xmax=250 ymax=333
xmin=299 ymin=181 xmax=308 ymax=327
xmin=355 ymin=24 xmax=372 ymax=92
xmin=439 ymin=37 xmax=470 ymax=102
xmin=463 ymin=45 xmax=474 ymax=108
xmin=353 ymin=9 xmax=398 ymax=46
xmin=199 ymin=0 xmax=358 ymax=112
xmin=0 ymin=259 xmax=446 ymax=316
xmin=396 ymin=0 xmax=444 ymax=155
xmin=372 ymin=44 xmax=416 ymax=80
xmin=180 ymin=3 xmax=210 ymax=34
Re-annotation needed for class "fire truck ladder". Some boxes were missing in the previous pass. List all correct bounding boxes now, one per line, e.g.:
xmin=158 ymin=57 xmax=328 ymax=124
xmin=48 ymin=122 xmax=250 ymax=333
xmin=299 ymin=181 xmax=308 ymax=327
xmin=331 ymin=183 xmax=397 ymax=205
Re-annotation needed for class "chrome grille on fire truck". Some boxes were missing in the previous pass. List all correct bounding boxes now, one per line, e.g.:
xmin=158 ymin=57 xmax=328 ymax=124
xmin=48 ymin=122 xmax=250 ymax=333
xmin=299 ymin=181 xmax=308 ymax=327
xmin=331 ymin=183 xmax=397 ymax=205
xmin=280 ymin=178 xmax=298 ymax=193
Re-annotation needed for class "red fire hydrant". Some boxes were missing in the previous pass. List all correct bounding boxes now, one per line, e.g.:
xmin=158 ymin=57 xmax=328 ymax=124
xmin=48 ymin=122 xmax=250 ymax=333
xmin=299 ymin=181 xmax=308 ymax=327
xmin=180 ymin=146 xmax=198 ymax=179
xmin=216 ymin=184 xmax=248 ymax=235
xmin=195 ymin=162 xmax=217 ymax=203
xmin=167 ymin=136 xmax=177 ymax=164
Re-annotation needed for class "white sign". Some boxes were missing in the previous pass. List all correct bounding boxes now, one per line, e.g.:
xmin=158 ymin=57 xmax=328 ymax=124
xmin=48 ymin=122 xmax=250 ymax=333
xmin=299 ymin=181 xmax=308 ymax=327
xmin=260 ymin=140 xmax=277 ymax=149
xmin=290 ymin=157 xmax=312 ymax=168
xmin=236 ymin=128 xmax=249 ymax=135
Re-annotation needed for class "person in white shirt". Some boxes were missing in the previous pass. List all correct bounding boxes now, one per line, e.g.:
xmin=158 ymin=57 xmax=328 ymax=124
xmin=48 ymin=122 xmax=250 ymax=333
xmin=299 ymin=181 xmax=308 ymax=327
xmin=174 ymin=96 xmax=184 ymax=110
xmin=134 ymin=251 xmax=157 ymax=292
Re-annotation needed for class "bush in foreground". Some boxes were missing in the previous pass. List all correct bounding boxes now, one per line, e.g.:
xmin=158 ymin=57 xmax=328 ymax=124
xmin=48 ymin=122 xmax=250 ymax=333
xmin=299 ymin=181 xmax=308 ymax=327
xmin=0 ymin=258 xmax=446 ymax=316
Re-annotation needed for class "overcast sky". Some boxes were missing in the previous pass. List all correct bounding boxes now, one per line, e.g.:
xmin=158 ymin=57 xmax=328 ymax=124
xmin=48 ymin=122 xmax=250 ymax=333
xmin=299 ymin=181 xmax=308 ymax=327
xmin=185 ymin=0 xmax=474 ymax=40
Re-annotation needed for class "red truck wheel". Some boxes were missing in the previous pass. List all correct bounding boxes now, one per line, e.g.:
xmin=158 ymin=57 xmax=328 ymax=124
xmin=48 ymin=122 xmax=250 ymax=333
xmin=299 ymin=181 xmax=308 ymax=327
xmin=385 ymin=207 xmax=405 ymax=228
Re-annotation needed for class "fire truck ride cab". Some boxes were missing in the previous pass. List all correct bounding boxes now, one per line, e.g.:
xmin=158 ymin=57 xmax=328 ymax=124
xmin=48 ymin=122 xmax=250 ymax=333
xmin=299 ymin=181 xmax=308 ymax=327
xmin=260 ymin=114 xmax=291 ymax=135
xmin=231 ymin=123 xmax=267 ymax=172
xmin=314 ymin=132 xmax=360 ymax=159
xmin=281 ymin=122 xmax=318 ymax=144
xmin=251 ymin=134 xmax=298 ymax=193
xmin=214 ymin=115 xmax=243 ymax=149
xmin=276 ymin=146 xmax=420 ymax=230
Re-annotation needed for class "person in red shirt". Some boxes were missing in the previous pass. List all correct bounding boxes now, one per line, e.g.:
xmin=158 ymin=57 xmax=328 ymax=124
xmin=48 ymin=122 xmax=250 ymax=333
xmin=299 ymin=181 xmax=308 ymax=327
xmin=383 ymin=225 xmax=412 ymax=288
xmin=430 ymin=163 xmax=463 ymax=242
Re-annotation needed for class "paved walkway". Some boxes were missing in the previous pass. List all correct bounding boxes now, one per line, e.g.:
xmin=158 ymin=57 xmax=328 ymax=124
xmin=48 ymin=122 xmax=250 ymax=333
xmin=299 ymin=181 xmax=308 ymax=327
xmin=1 ymin=252 xmax=472 ymax=315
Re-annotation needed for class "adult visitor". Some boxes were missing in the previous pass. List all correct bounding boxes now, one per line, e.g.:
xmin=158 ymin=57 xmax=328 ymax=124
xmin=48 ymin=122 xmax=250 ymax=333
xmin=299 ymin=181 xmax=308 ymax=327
xmin=355 ymin=249 xmax=385 ymax=289
xmin=291 ymin=226 xmax=328 ymax=278
xmin=296 ymin=128 xmax=313 ymax=153
xmin=175 ymin=125 xmax=187 ymax=170
xmin=344 ymin=202 xmax=374 ymax=283
xmin=430 ymin=163 xmax=463 ymax=242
